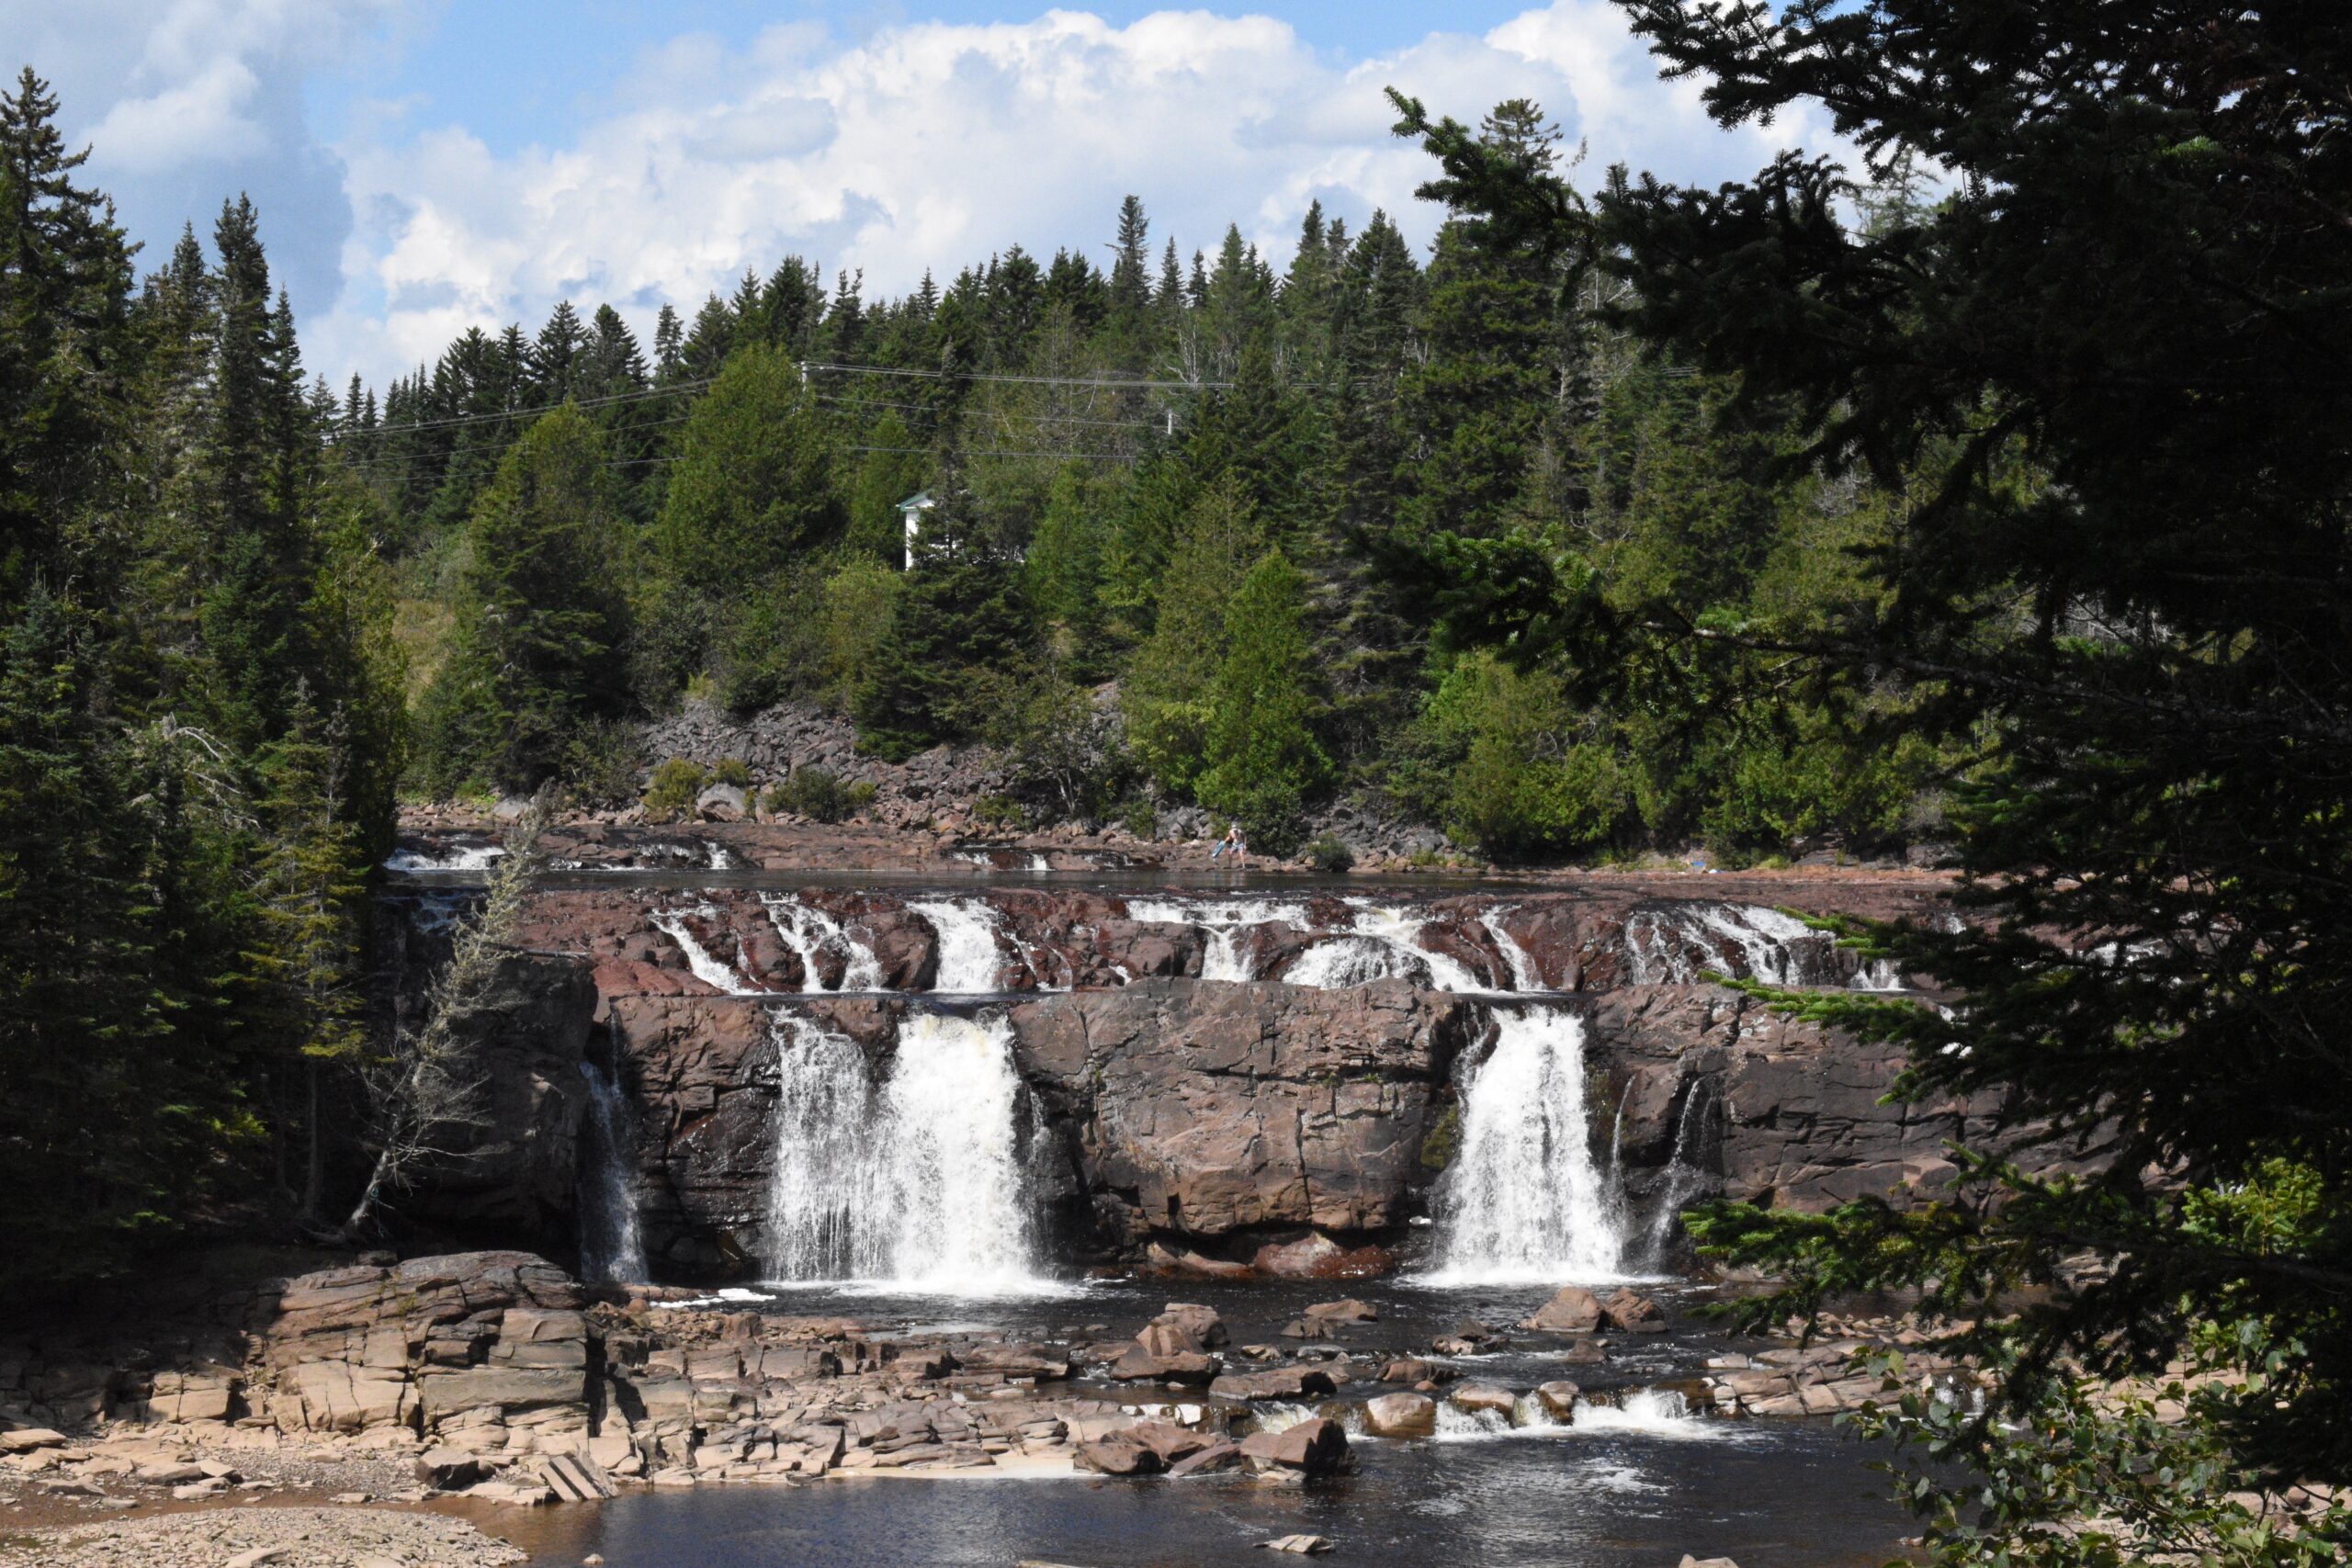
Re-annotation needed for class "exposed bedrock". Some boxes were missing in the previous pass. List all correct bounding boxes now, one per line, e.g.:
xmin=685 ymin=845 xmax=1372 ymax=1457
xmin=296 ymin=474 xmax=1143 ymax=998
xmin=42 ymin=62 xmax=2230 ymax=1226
xmin=597 ymin=981 xmax=1478 ymax=1277
xmin=494 ymin=880 xmax=1948 ymax=999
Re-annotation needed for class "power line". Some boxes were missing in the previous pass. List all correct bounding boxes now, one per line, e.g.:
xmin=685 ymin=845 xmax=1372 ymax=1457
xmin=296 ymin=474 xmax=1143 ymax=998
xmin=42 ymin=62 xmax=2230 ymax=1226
xmin=801 ymin=359 xmax=1230 ymax=391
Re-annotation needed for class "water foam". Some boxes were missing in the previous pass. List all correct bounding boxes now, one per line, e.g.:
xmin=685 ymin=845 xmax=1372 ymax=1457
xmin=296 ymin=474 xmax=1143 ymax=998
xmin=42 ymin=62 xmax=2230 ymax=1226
xmin=764 ymin=1010 xmax=1056 ymax=1295
xmin=910 ymin=899 xmax=1009 ymax=993
xmin=577 ymin=1061 xmax=648 ymax=1283
xmin=761 ymin=893 xmax=885 ymax=993
xmin=1424 ymin=1006 xmax=1627 ymax=1284
xmin=650 ymin=908 xmax=760 ymax=994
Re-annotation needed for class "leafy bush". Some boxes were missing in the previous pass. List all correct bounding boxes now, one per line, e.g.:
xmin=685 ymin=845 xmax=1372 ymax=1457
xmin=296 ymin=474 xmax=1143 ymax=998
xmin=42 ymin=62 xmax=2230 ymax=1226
xmin=641 ymin=758 xmax=708 ymax=822
xmin=973 ymin=794 xmax=1029 ymax=831
xmin=561 ymin=720 xmax=643 ymax=807
xmin=1121 ymin=798 xmax=1159 ymax=840
xmin=1304 ymin=834 xmax=1356 ymax=874
xmin=711 ymin=757 xmax=752 ymax=788
xmin=764 ymin=767 xmax=875 ymax=824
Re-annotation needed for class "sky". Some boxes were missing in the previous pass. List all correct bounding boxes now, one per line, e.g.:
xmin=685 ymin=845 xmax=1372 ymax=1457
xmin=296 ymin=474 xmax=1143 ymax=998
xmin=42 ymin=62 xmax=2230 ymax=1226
xmin=6 ymin=2 xmax=1841 ymax=389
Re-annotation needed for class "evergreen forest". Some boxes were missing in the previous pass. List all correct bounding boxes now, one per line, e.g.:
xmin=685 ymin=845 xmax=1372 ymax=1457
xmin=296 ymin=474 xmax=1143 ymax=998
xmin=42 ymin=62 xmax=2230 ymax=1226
xmin=3 ymin=2 xmax=2349 ymax=1560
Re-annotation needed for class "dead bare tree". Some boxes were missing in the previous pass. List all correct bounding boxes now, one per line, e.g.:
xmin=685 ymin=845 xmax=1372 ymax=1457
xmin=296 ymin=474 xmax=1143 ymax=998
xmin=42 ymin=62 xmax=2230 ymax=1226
xmin=339 ymin=794 xmax=549 ymax=1241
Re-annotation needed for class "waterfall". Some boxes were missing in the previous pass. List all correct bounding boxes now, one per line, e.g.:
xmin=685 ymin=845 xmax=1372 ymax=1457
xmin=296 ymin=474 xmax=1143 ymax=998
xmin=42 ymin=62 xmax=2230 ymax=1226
xmin=760 ymin=894 xmax=884 ymax=992
xmin=1426 ymin=1006 xmax=1625 ymax=1283
xmin=764 ymin=1010 xmax=1046 ymax=1293
xmin=1283 ymin=903 xmax=1487 ymax=992
xmin=1640 ymin=1079 xmax=1718 ymax=1269
xmin=1480 ymin=910 xmax=1545 ymax=991
xmin=650 ymin=908 xmax=759 ymax=994
xmin=1123 ymin=898 xmax=1310 ymax=983
xmin=578 ymin=1061 xmax=648 ymax=1283
xmin=910 ymin=899 xmax=1008 ymax=993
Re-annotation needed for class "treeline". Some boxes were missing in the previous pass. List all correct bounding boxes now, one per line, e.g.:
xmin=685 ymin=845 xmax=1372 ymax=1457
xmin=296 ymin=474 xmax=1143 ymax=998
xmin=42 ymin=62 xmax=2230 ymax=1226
xmin=359 ymin=103 xmax=1940 ymax=861
xmin=0 ymin=71 xmax=401 ymax=1280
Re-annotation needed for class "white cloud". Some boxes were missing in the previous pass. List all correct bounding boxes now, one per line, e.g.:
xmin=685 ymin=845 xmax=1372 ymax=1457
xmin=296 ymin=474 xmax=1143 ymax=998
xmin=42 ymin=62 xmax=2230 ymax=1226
xmin=5 ymin=0 xmax=412 ymax=322
xmin=17 ymin=3 xmax=1840 ymax=388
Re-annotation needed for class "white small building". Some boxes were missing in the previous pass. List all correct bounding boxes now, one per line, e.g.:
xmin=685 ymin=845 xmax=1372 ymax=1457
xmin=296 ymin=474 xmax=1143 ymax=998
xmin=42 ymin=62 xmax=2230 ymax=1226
xmin=897 ymin=491 xmax=935 ymax=570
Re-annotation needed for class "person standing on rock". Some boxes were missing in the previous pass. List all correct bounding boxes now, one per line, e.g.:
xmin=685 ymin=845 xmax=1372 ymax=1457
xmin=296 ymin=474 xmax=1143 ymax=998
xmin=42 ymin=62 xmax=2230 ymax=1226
xmin=1212 ymin=823 xmax=1245 ymax=865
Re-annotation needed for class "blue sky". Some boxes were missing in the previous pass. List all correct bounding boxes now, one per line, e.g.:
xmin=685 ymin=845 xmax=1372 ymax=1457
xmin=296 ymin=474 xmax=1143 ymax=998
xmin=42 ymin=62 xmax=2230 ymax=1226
xmin=304 ymin=3 xmax=1550 ymax=156
xmin=6 ymin=3 xmax=1838 ymax=385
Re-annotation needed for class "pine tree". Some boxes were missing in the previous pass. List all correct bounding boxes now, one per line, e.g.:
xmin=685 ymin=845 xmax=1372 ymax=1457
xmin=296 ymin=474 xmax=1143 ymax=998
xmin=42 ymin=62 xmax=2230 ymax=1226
xmin=416 ymin=406 xmax=627 ymax=791
xmin=851 ymin=484 xmax=1035 ymax=760
xmin=1196 ymin=548 xmax=1329 ymax=850
xmin=654 ymin=344 xmax=842 ymax=592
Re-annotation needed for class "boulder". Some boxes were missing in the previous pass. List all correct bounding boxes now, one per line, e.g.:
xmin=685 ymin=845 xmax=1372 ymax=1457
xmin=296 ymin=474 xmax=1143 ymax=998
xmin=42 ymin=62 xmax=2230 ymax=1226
xmin=1108 ymin=1345 xmax=1221 ymax=1386
xmin=1361 ymin=1393 xmax=1437 ymax=1438
xmin=1238 ymin=1417 xmax=1350 ymax=1478
xmin=1602 ymin=1289 xmax=1668 ymax=1333
xmin=1450 ymin=1382 xmax=1518 ymax=1417
xmin=414 ymin=1446 xmax=490 ymax=1491
xmin=1125 ymin=1421 xmax=1214 ymax=1467
xmin=1303 ymin=1299 xmax=1376 ymax=1325
xmin=1563 ymin=1340 xmax=1607 ymax=1366
xmin=1144 ymin=1243 xmax=1255 ymax=1280
xmin=1520 ymin=1285 xmax=1603 ymax=1333
xmin=695 ymin=784 xmax=748 ymax=821
xmin=1378 ymin=1359 xmax=1437 ymax=1384
xmin=1679 ymin=1559 xmax=1742 ymax=1568
xmin=1073 ymin=1433 xmax=1162 ymax=1476
xmin=1166 ymin=1440 xmax=1242 ymax=1477
xmin=1136 ymin=1321 xmax=1204 ymax=1359
xmin=1153 ymin=1303 xmax=1229 ymax=1348
xmin=1534 ymin=1382 xmax=1580 ymax=1422
xmin=1209 ymin=1368 xmax=1338 ymax=1402
xmin=1260 ymin=1536 xmax=1335 ymax=1555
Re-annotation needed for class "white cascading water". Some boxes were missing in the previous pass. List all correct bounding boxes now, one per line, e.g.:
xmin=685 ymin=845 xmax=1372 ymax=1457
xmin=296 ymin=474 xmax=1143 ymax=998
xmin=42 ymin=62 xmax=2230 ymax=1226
xmin=1427 ymin=1006 xmax=1625 ymax=1283
xmin=650 ymin=908 xmax=760 ymax=994
xmin=1283 ymin=902 xmax=1487 ymax=992
xmin=1640 ymin=1080 xmax=1718 ymax=1269
xmin=1480 ymin=909 xmax=1546 ymax=991
xmin=1123 ymin=898 xmax=1311 ymax=983
xmin=759 ymin=894 xmax=884 ymax=992
xmin=910 ymin=899 xmax=1008 ymax=993
xmin=577 ymin=1061 xmax=649 ymax=1283
xmin=384 ymin=844 xmax=504 ymax=872
xmin=764 ymin=1010 xmax=1045 ymax=1293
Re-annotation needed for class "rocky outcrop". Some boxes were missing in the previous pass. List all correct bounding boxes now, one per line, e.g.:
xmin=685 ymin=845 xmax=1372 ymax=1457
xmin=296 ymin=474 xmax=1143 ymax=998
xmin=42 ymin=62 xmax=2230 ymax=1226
xmin=1580 ymin=984 xmax=2097 ymax=1219
xmin=390 ymin=955 xmax=600 ymax=1244
xmin=599 ymin=982 xmax=1477 ymax=1275
xmin=261 ymin=1252 xmax=594 ymax=1450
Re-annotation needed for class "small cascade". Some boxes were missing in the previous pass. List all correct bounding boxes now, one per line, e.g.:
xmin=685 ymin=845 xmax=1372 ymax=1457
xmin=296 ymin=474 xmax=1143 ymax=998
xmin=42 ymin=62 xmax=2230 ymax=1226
xmin=1281 ymin=902 xmax=1487 ymax=992
xmin=1571 ymin=1388 xmax=1739 ymax=1441
xmin=1640 ymin=1080 xmax=1719 ymax=1269
xmin=1285 ymin=935 xmax=1419 ymax=988
xmin=1124 ymin=897 xmax=1311 ymax=983
xmin=1427 ymin=1006 xmax=1625 ymax=1283
xmin=1481 ymin=909 xmax=1546 ymax=991
xmin=1623 ymin=903 xmax=1863 ymax=988
xmin=650 ymin=908 xmax=759 ymax=994
xmin=764 ymin=1010 xmax=1046 ymax=1292
xmin=577 ymin=1061 xmax=648 ymax=1283
xmin=759 ymin=894 xmax=884 ymax=993
xmin=384 ymin=843 xmax=504 ymax=872
xmin=910 ymin=899 xmax=1008 ymax=993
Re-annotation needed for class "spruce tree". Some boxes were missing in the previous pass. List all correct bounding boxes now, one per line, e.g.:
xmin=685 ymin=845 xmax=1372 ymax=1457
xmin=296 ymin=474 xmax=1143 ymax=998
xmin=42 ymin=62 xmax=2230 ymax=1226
xmin=416 ymin=405 xmax=626 ymax=791
xmin=1196 ymin=548 xmax=1329 ymax=851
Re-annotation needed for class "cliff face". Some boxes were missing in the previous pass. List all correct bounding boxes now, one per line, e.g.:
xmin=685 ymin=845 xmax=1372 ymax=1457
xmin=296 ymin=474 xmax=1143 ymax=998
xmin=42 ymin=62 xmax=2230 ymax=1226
xmin=391 ymin=875 xmax=2052 ymax=1280
xmin=598 ymin=983 xmax=1476 ymax=1275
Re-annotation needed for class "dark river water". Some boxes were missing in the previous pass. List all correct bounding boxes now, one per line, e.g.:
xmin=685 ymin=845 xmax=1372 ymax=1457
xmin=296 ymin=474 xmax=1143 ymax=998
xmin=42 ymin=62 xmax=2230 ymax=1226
xmin=475 ymin=1275 xmax=1923 ymax=1568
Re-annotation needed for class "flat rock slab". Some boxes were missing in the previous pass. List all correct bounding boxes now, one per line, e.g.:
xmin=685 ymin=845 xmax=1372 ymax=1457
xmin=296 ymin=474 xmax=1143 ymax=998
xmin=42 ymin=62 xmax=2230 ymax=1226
xmin=1261 ymin=1536 xmax=1335 ymax=1554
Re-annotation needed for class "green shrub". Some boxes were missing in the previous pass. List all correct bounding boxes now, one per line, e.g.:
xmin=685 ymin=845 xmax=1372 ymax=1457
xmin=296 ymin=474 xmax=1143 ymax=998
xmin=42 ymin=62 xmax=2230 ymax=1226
xmin=764 ymin=767 xmax=876 ymax=824
xmin=974 ymin=794 xmax=1029 ymax=831
xmin=561 ymin=720 xmax=643 ymax=807
xmin=1303 ymin=834 xmax=1356 ymax=874
xmin=1121 ymin=798 xmax=1159 ymax=840
xmin=711 ymin=757 xmax=752 ymax=788
xmin=642 ymin=758 xmax=708 ymax=822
